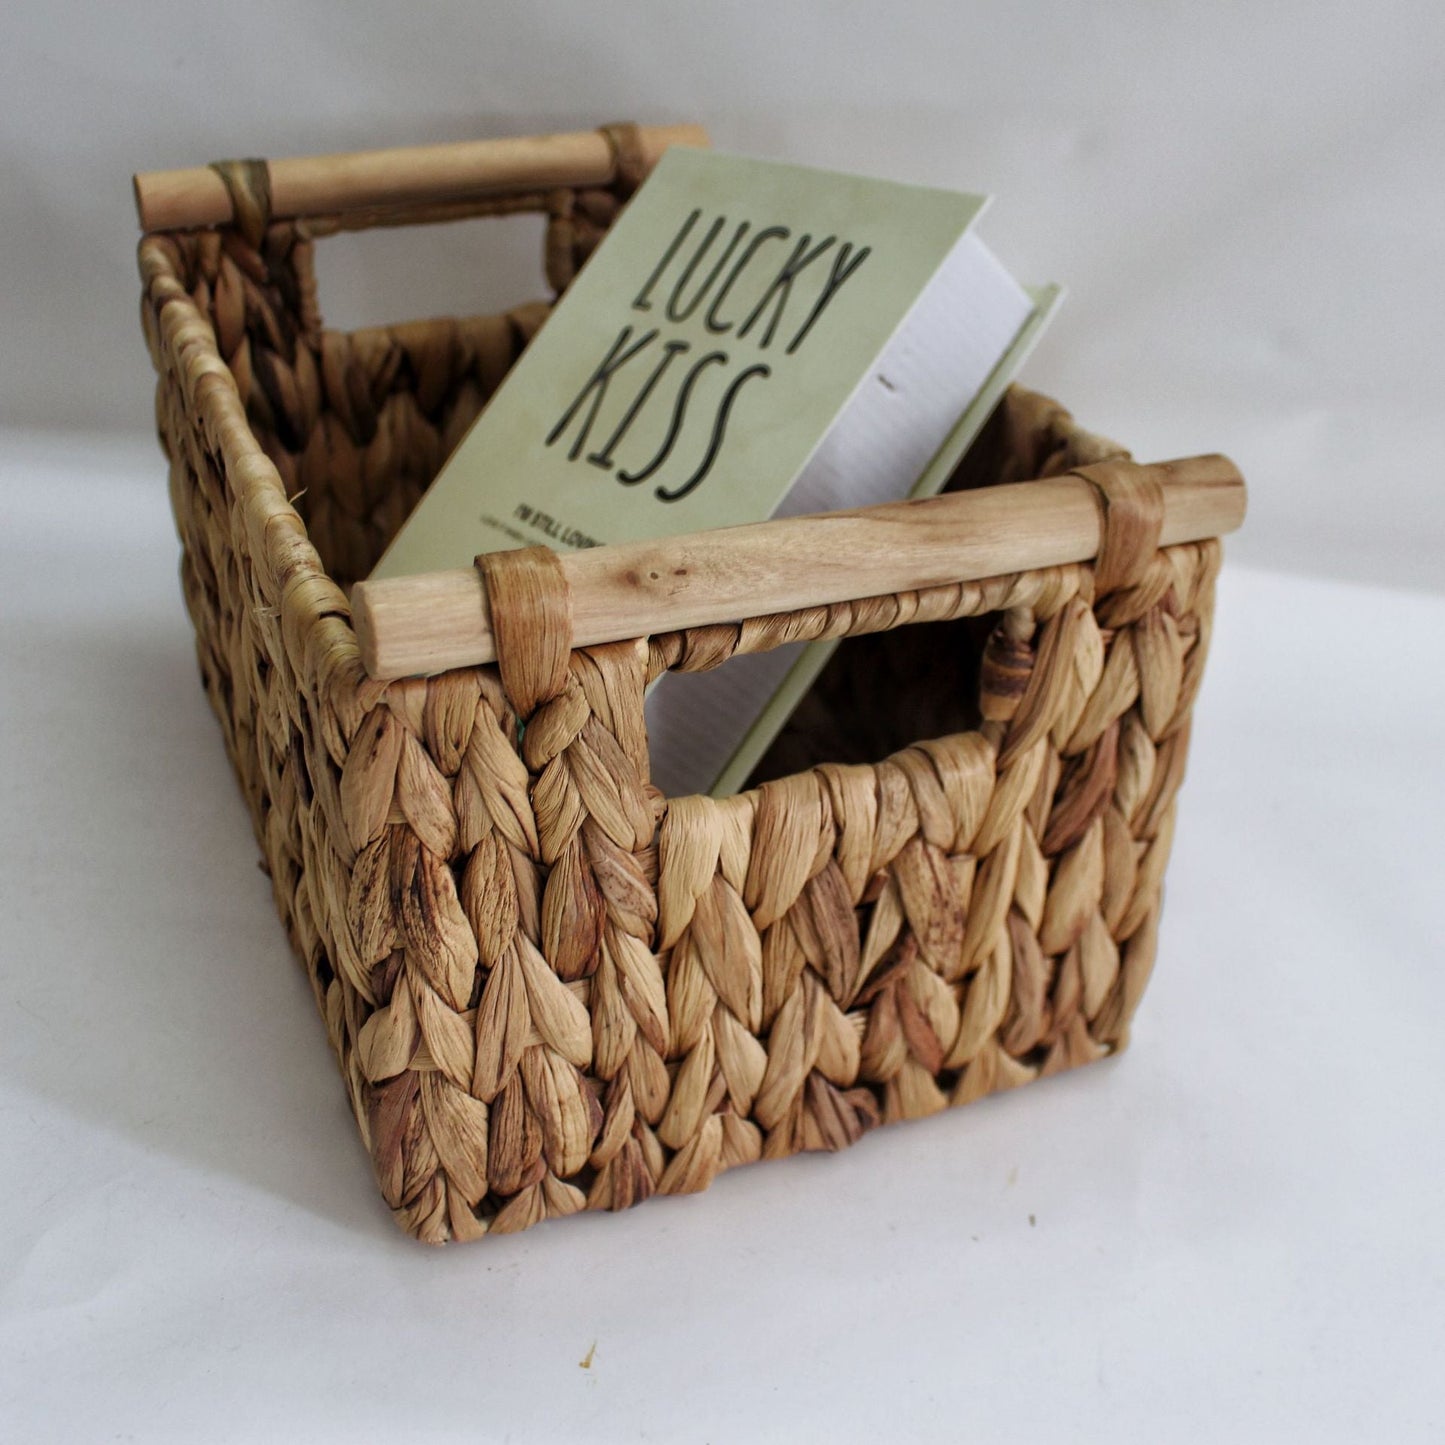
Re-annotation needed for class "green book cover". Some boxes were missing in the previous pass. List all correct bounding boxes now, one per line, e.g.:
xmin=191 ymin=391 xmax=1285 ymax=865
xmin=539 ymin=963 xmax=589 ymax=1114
xmin=370 ymin=145 xmax=1058 ymax=796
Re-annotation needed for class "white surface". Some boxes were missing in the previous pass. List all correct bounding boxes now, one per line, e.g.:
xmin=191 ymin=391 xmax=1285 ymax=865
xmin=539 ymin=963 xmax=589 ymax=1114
xmin=2 ymin=1 xmax=1444 ymax=591
xmin=2 ymin=435 xmax=1443 ymax=1442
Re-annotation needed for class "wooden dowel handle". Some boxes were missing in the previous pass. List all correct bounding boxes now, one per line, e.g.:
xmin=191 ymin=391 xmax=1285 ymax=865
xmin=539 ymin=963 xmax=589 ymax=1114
xmin=350 ymin=455 xmax=1245 ymax=681
xmin=133 ymin=123 xmax=709 ymax=233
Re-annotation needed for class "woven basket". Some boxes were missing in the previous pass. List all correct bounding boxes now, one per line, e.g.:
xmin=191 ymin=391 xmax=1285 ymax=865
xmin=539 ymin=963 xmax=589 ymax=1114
xmin=135 ymin=124 xmax=1243 ymax=1243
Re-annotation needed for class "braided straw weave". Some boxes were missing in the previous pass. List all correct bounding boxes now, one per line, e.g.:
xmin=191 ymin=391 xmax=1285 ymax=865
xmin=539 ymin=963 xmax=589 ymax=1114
xmin=137 ymin=126 xmax=1226 ymax=1243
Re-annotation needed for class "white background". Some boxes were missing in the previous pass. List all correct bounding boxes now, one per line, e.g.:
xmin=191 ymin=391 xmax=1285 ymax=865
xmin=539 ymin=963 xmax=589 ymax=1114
xmin=2 ymin=3 xmax=1443 ymax=1440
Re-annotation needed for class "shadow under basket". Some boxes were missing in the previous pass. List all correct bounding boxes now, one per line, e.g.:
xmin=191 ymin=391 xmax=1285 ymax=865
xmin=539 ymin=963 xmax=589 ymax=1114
xmin=136 ymin=124 xmax=1242 ymax=1243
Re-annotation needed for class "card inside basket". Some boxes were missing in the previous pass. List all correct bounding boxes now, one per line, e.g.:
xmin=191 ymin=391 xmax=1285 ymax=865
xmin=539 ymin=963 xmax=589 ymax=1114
xmin=255 ymin=184 xmax=1069 ymax=798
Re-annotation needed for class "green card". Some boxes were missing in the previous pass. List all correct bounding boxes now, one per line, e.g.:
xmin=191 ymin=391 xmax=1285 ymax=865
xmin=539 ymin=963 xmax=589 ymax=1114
xmin=370 ymin=145 xmax=1057 ymax=797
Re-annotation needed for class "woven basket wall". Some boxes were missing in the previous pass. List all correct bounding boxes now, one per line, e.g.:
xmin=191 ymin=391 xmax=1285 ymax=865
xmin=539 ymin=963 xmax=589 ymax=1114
xmin=137 ymin=140 xmax=1222 ymax=1244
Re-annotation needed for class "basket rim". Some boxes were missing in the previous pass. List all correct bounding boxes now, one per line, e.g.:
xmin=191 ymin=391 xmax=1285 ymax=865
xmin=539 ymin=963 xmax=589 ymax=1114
xmin=139 ymin=231 xmax=1239 ymax=798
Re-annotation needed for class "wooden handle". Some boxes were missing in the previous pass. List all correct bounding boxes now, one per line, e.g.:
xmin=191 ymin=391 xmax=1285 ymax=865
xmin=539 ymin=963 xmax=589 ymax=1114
xmin=133 ymin=122 xmax=710 ymax=233
xmin=350 ymin=455 xmax=1245 ymax=680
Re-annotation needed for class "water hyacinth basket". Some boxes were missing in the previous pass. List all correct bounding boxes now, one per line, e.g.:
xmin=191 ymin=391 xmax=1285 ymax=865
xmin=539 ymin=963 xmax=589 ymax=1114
xmin=134 ymin=123 xmax=1245 ymax=1242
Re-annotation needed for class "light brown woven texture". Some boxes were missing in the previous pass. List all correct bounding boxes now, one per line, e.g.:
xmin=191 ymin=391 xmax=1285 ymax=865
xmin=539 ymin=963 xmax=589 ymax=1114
xmin=137 ymin=127 xmax=1225 ymax=1243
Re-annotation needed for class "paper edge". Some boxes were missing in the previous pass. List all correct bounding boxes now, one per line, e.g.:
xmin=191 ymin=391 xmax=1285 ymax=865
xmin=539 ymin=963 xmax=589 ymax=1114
xmin=706 ymin=281 xmax=1064 ymax=799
